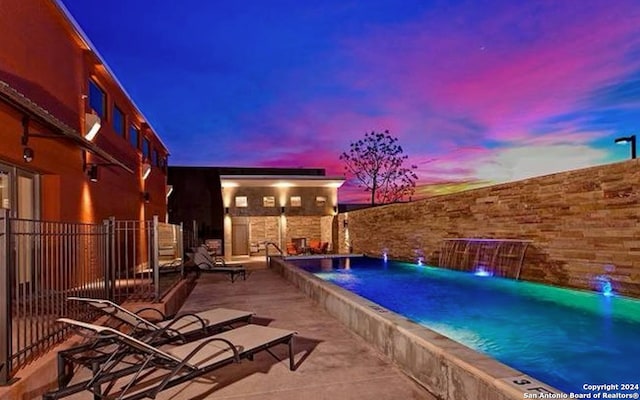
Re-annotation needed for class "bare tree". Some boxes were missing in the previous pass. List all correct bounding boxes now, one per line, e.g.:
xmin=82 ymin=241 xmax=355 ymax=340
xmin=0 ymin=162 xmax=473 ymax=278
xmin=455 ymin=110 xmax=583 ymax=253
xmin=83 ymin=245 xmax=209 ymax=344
xmin=340 ymin=130 xmax=418 ymax=205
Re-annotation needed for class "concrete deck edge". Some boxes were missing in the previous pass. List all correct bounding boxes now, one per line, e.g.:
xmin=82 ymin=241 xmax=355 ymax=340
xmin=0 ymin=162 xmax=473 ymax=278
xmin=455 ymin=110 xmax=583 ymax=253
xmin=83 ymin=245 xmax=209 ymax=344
xmin=270 ymin=256 xmax=564 ymax=400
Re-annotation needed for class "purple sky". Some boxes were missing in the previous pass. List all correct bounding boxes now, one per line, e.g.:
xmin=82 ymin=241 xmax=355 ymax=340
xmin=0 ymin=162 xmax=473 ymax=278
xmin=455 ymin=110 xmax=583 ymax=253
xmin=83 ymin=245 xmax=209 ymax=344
xmin=60 ymin=0 xmax=640 ymax=202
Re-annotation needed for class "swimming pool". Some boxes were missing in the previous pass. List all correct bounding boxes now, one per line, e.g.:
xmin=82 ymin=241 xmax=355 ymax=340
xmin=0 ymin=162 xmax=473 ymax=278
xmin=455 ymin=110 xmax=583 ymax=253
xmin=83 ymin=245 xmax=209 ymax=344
xmin=289 ymin=256 xmax=640 ymax=394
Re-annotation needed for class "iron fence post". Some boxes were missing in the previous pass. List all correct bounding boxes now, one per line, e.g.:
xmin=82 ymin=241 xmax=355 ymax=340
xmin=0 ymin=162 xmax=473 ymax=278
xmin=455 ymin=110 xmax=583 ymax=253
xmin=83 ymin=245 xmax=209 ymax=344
xmin=178 ymin=222 xmax=184 ymax=277
xmin=104 ymin=217 xmax=116 ymax=301
xmin=0 ymin=209 xmax=13 ymax=384
xmin=152 ymin=215 xmax=159 ymax=302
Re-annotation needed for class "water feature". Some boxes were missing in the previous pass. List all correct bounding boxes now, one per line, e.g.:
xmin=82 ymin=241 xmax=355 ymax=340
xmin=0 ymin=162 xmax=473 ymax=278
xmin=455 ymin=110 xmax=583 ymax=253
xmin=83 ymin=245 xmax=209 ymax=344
xmin=596 ymin=275 xmax=614 ymax=297
xmin=290 ymin=256 xmax=640 ymax=394
xmin=439 ymin=238 xmax=531 ymax=279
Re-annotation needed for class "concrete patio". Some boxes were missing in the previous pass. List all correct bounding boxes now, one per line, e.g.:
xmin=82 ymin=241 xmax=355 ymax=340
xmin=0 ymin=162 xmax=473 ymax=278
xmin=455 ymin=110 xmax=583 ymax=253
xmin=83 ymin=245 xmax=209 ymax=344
xmin=59 ymin=259 xmax=434 ymax=400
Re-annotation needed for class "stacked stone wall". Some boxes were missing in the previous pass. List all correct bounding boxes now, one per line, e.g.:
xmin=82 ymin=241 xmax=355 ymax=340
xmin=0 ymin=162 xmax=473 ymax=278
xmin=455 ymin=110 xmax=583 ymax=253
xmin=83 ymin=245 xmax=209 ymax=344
xmin=344 ymin=160 xmax=640 ymax=297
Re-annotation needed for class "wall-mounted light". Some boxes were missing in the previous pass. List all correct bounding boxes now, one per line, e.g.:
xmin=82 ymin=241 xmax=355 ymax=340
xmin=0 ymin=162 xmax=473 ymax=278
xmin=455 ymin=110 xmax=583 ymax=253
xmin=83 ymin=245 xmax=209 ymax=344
xmin=333 ymin=206 xmax=338 ymax=214
xmin=615 ymin=134 xmax=637 ymax=159
xmin=20 ymin=117 xmax=34 ymax=162
xmin=84 ymin=112 xmax=101 ymax=141
xmin=87 ymin=164 xmax=99 ymax=182
xmin=142 ymin=191 xmax=150 ymax=203
xmin=343 ymin=219 xmax=348 ymax=228
xmin=280 ymin=206 xmax=285 ymax=214
xmin=22 ymin=147 xmax=34 ymax=163
xmin=225 ymin=207 xmax=230 ymax=214
xmin=142 ymin=162 xmax=152 ymax=180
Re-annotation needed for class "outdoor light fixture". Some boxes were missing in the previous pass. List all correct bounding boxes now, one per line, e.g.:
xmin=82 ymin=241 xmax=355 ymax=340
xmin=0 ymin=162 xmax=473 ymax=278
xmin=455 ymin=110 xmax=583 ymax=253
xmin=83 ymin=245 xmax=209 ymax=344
xmin=142 ymin=162 xmax=152 ymax=180
xmin=280 ymin=206 xmax=285 ymax=214
xmin=333 ymin=206 xmax=338 ymax=214
xmin=142 ymin=191 xmax=151 ymax=203
xmin=84 ymin=113 xmax=101 ymax=141
xmin=614 ymin=135 xmax=636 ymax=159
xmin=225 ymin=207 xmax=229 ymax=214
xmin=343 ymin=219 xmax=348 ymax=228
xmin=87 ymin=164 xmax=99 ymax=182
xmin=22 ymin=147 xmax=34 ymax=163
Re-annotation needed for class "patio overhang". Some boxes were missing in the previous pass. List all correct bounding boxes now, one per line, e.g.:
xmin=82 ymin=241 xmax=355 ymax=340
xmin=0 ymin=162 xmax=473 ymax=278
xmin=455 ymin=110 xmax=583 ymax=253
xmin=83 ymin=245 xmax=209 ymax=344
xmin=220 ymin=174 xmax=345 ymax=188
xmin=0 ymin=79 xmax=133 ymax=174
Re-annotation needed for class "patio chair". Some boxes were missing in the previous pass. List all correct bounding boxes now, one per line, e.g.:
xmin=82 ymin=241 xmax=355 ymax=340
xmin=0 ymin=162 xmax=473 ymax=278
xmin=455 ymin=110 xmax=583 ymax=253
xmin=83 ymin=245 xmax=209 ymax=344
xmin=308 ymin=239 xmax=322 ymax=253
xmin=44 ymin=318 xmax=297 ymax=400
xmin=58 ymin=297 xmax=256 ymax=387
xmin=67 ymin=296 xmax=254 ymax=342
xmin=193 ymin=244 xmax=247 ymax=282
xmin=286 ymin=242 xmax=299 ymax=255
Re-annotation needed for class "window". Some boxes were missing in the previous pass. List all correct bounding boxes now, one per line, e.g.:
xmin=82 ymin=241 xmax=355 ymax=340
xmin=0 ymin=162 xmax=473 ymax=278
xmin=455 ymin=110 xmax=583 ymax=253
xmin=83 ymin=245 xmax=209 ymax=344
xmin=263 ymin=196 xmax=275 ymax=207
xmin=290 ymin=196 xmax=301 ymax=207
xmin=315 ymin=196 xmax=327 ymax=207
xmin=159 ymin=156 xmax=167 ymax=171
xmin=0 ymin=170 xmax=10 ymax=209
xmin=112 ymin=105 xmax=125 ymax=136
xmin=152 ymin=149 xmax=159 ymax=167
xmin=129 ymin=124 xmax=139 ymax=148
xmin=235 ymin=196 xmax=248 ymax=207
xmin=88 ymin=80 xmax=106 ymax=118
xmin=142 ymin=137 xmax=150 ymax=160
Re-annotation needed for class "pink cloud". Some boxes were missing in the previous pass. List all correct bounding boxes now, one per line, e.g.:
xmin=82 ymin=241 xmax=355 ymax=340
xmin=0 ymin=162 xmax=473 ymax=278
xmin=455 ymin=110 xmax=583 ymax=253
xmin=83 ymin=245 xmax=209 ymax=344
xmin=229 ymin=0 xmax=640 ymax=202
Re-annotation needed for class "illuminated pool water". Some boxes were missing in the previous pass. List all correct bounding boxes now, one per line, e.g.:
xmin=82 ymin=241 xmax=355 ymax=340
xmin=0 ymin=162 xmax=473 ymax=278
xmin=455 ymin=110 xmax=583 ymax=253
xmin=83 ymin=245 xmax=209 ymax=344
xmin=290 ymin=257 xmax=640 ymax=394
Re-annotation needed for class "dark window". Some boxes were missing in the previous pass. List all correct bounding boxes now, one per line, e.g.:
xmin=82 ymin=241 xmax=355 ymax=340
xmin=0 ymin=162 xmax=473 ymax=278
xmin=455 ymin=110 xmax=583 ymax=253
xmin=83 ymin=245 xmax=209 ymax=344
xmin=129 ymin=124 xmax=139 ymax=148
xmin=88 ymin=80 xmax=106 ymax=118
xmin=142 ymin=137 xmax=151 ymax=160
xmin=113 ymin=105 xmax=125 ymax=136
xmin=160 ymin=156 xmax=168 ymax=172
xmin=152 ymin=149 xmax=160 ymax=167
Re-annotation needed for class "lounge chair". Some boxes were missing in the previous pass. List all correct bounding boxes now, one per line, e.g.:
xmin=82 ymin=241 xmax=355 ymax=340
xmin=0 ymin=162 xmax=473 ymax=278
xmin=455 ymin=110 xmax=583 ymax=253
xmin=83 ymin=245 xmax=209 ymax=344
xmin=58 ymin=297 xmax=255 ymax=387
xmin=44 ymin=318 xmax=297 ymax=400
xmin=157 ymin=245 xmax=183 ymax=273
xmin=67 ymin=296 xmax=254 ymax=341
xmin=193 ymin=245 xmax=247 ymax=282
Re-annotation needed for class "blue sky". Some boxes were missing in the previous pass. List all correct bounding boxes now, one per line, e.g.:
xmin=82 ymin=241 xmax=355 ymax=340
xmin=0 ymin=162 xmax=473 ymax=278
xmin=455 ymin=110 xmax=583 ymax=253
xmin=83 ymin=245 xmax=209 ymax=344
xmin=61 ymin=0 xmax=640 ymax=202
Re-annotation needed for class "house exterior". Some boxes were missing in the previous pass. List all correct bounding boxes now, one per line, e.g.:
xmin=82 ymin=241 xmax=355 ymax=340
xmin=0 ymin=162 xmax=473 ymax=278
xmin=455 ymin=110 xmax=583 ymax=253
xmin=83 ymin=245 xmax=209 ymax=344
xmin=167 ymin=166 xmax=344 ymax=258
xmin=0 ymin=1 xmax=178 ymax=389
xmin=0 ymin=0 xmax=169 ymax=223
xmin=220 ymin=174 xmax=345 ymax=259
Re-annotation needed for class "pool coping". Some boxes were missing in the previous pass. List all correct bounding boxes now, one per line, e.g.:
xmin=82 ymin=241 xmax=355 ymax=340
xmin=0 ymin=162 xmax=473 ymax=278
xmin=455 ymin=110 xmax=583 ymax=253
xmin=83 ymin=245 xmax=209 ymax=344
xmin=270 ymin=256 xmax=564 ymax=400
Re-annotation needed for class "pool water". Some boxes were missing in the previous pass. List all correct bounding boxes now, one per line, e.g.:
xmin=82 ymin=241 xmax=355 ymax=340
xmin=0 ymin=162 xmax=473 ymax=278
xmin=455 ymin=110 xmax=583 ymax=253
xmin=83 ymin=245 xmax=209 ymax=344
xmin=291 ymin=257 xmax=640 ymax=394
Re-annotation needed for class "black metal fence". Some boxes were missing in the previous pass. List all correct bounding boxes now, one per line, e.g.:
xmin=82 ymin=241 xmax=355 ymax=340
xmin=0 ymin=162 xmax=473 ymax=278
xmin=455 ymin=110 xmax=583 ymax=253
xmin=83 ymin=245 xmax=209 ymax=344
xmin=0 ymin=210 xmax=185 ymax=384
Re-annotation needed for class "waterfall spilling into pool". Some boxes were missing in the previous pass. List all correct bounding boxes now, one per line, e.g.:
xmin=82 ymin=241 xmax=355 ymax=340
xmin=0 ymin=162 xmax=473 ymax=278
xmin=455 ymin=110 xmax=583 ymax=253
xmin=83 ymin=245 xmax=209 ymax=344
xmin=438 ymin=238 xmax=531 ymax=279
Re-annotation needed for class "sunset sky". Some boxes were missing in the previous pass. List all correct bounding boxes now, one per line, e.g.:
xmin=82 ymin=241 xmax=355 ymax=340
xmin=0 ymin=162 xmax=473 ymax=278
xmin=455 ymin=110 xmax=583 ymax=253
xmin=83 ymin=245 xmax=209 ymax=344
xmin=60 ymin=0 xmax=640 ymax=202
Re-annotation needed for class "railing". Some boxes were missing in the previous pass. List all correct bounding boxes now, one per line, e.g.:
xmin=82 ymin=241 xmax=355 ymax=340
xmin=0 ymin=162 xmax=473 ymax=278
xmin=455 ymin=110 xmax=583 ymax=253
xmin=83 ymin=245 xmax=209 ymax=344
xmin=0 ymin=211 xmax=107 ymax=384
xmin=0 ymin=210 xmax=186 ymax=384
xmin=107 ymin=217 xmax=156 ymax=302
xmin=264 ymin=241 xmax=284 ymax=263
xmin=155 ymin=218 xmax=185 ymax=299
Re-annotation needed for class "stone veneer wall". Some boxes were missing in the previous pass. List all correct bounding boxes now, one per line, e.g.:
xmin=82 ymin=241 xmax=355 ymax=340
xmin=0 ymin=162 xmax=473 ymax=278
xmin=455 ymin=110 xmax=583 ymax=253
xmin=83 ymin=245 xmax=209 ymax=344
xmin=248 ymin=216 xmax=280 ymax=251
xmin=237 ymin=215 xmax=337 ymax=253
xmin=320 ymin=215 xmax=335 ymax=251
xmin=285 ymin=216 xmax=322 ymax=244
xmin=343 ymin=160 xmax=640 ymax=298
